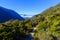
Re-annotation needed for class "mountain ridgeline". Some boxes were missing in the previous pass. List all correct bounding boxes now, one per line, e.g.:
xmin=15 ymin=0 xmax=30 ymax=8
xmin=0 ymin=3 xmax=60 ymax=40
xmin=32 ymin=3 xmax=60 ymax=40
xmin=0 ymin=7 xmax=24 ymax=23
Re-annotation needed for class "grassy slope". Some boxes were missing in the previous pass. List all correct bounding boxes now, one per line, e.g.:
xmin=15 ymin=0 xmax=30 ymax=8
xmin=32 ymin=3 xmax=60 ymax=40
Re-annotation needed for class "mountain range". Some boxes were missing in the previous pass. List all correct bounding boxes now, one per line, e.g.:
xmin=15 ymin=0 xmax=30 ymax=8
xmin=0 ymin=7 xmax=24 ymax=23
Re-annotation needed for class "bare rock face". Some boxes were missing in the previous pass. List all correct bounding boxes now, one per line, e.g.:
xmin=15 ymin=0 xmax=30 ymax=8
xmin=0 ymin=7 xmax=24 ymax=23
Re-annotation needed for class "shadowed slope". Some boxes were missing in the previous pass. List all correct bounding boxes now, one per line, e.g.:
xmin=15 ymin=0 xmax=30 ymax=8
xmin=0 ymin=7 xmax=24 ymax=23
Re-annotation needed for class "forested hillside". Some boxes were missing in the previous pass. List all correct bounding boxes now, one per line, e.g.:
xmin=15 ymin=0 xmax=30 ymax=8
xmin=0 ymin=3 xmax=60 ymax=40
xmin=33 ymin=3 xmax=60 ymax=40
xmin=0 ymin=19 xmax=33 ymax=40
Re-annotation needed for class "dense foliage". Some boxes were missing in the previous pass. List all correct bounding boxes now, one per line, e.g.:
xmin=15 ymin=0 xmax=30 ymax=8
xmin=33 ymin=3 xmax=60 ymax=40
xmin=0 ymin=19 xmax=33 ymax=40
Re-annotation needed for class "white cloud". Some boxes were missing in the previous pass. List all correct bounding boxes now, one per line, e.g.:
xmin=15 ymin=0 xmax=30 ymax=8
xmin=20 ymin=14 xmax=32 ymax=18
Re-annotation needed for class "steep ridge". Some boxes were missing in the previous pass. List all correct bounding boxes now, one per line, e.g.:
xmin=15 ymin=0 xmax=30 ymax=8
xmin=0 ymin=7 xmax=24 ymax=23
xmin=32 ymin=3 xmax=60 ymax=40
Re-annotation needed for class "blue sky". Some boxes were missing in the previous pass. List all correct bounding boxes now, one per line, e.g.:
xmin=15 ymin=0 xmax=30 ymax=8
xmin=0 ymin=0 xmax=60 ymax=16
